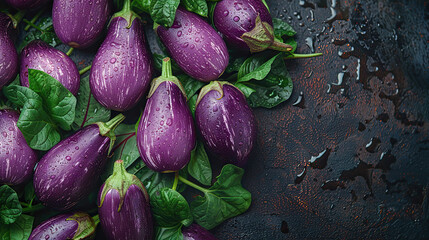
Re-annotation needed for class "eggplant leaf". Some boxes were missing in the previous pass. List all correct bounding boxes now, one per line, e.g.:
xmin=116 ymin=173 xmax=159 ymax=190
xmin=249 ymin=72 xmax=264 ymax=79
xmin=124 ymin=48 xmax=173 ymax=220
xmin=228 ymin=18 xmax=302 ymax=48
xmin=177 ymin=74 xmax=205 ymax=100
xmin=132 ymin=0 xmax=152 ymax=15
xmin=190 ymin=164 xmax=251 ymax=230
xmin=188 ymin=141 xmax=212 ymax=186
xmin=150 ymin=0 xmax=180 ymax=27
xmin=73 ymin=75 xmax=111 ymax=130
xmin=18 ymin=17 xmax=60 ymax=51
xmin=0 ymin=214 xmax=34 ymax=240
xmin=151 ymin=188 xmax=193 ymax=227
xmin=0 ymin=185 xmax=22 ymax=225
xmin=272 ymin=18 xmax=296 ymax=38
xmin=155 ymin=225 xmax=183 ymax=240
xmin=182 ymin=0 xmax=208 ymax=17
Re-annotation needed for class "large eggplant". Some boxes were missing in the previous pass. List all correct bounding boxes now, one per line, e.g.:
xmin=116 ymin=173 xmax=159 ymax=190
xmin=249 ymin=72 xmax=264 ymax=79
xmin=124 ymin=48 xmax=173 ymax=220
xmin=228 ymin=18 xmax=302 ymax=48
xmin=98 ymin=160 xmax=153 ymax=239
xmin=183 ymin=224 xmax=219 ymax=240
xmin=20 ymin=40 xmax=80 ymax=95
xmin=213 ymin=0 xmax=292 ymax=53
xmin=0 ymin=109 xmax=38 ymax=185
xmin=33 ymin=114 xmax=125 ymax=210
xmin=5 ymin=0 xmax=50 ymax=10
xmin=0 ymin=13 xmax=18 ymax=88
xmin=28 ymin=212 xmax=96 ymax=240
xmin=195 ymin=81 xmax=256 ymax=167
xmin=90 ymin=0 xmax=152 ymax=111
xmin=137 ymin=58 xmax=196 ymax=172
xmin=155 ymin=7 xmax=229 ymax=82
xmin=53 ymin=0 xmax=111 ymax=49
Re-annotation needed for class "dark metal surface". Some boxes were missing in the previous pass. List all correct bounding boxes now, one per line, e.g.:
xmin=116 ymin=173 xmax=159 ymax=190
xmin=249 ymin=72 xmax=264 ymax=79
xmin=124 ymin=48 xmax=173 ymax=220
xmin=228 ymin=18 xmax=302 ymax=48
xmin=210 ymin=0 xmax=429 ymax=239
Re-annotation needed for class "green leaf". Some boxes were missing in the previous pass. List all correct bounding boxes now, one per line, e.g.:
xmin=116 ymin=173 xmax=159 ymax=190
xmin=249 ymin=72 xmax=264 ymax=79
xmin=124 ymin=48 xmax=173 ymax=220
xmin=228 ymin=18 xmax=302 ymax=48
xmin=151 ymin=188 xmax=193 ymax=227
xmin=188 ymin=141 xmax=212 ymax=185
xmin=182 ymin=0 xmax=208 ymax=17
xmin=3 ymin=85 xmax=61 ymax=150
xmin=155 ymin=225 xmax=183 ymax=240
xmin=150 ymin=0 xmax=180 ymax=27
xmin=234 ymin=83 xmax=256 ymax=98
xmin=237 ymin=53 xmax=281 ymax=83
xmin=272 ymin=18 xmax=296 ymax=38
xmin=0 ymin=186 xmax=22 ymax=225
xmin=177 ymin=74 xmax=205 ymax=99
xmin=0 ymin=214 xmax=34 ymax=240
xmin=18 ymin=17 xmax=60 ymax=51
xmin=226 ymin=56 xmax=247 ymax=74
xmin=73 ymin=75 xmax=111 ymax=130
xmin=132 ymin=0 xmax=152 ymax=15
xmin=28 ymin=69 xmax=76 ymax=131
xmin=190 ymin=164 xmax=251 ymax=230
xmin=187 ymin=94 xmax=198 ymax=118
xmin=23 ymin=182 xmax=35 ymax=204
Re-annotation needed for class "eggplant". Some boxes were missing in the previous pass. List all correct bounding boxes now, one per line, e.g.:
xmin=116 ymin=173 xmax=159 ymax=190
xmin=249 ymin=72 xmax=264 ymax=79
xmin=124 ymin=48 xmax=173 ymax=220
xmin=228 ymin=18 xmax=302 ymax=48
xmin=28 ymin=212 xmax=96 ymax=240
xmin=213 ymin=0 xmax=292 ymax=53
xmin=20 ymin=40 xmax=80 ymax=95
xmin=0 ymin=109 xmax=38 ymax=185
xmin=33 ymin=114 xmax=125 ymax=210
xmin=53 ymin=0 xmax=111 ymax=49
xmin=183 ymin=224 xmax=219 ymax=240
xmin=90 ymin=0 xmax=152 ymax=111
xmin=195 ymin=81 xmax=256 ymax=167
xmin=4 ymin=0 xmax=50 ymax=10
xmin=98 ymin=160 xmax=153 ymax=240
xmin=0 ymin=13 xmax=18 ymax=89
xmin=137 ymin=58 xmax=196 ymax=172
xmin=155 ymin=7 xmax=229 ymax=82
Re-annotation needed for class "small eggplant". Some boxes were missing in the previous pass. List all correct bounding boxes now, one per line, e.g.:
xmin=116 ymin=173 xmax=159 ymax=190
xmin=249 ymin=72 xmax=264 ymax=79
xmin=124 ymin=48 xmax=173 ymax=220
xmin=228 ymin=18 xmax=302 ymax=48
xmin=183 ymin=224 xmax=219 ymax=240
xmin=33 ymin=114 xmax=125 ymax=210
xmin=28 ymin=212 xmax=97 ymax=240
xmin=20 ymin=40 xmax=80 ymax=95
xmin=5 ymin=0 xmax=50 ymax=10
xmin=98 ymin=160 xmax=153 ymax=240
xmin=155 ymin=7 xmax=229 ymax=82
xmin=90 ymin=0 xmax=153 ymax=111
xmin=0 ymin=109 xmax=38 ymax=185
xmin=53 ymin=0 xmax=112 ymax=49
xmin=213 ymin=0 xmax=292 ymax=53
xmin=0 ymin=13 xmax=18 ymax=88
xmin=195 ymin=81 xmax=256 ymax=167
xmin=137 ymin=58 xmax=196 ymax=172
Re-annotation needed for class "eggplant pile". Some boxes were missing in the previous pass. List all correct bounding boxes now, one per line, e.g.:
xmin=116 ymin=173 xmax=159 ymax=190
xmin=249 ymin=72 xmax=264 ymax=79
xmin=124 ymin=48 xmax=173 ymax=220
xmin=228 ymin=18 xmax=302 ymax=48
xmin=0 ymin=0 xmax=321 ymax=238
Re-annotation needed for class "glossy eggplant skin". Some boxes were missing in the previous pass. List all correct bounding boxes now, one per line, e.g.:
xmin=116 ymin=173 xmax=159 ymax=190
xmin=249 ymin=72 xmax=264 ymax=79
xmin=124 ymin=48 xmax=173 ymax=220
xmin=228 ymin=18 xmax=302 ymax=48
xmin=195 ymin=83 xmax=256 ymax=167
xmin=213 ymin=0 xmax=272 ymax=51
xmin=156 ymin=7 xmax=229 ymax=82
xmin=53 ymin=0 xmax=111 ymax=49
xmin=182 ymin=224 xmax=219 ymax=240
xmin=4 ymin=0 xmax=50 ymax=10
xmin=90 ymin=16 xmax=153 ymax=111
xmin=98 ymin=185 xmax=153 ymax=240
xmin=137 ymin=81 xmax=196 ymax=172
xmin=20 ymin=40 xmax=80 ymax=95
xmin=0 ymin=110 xmax=38 ymax=185
xmin=28 ymin=212 xmax=95 ymax=240
xmin=0 ymin=13 xmax=18 ymax=88
xmin=33 ymin=125 xmax=110 ymax=210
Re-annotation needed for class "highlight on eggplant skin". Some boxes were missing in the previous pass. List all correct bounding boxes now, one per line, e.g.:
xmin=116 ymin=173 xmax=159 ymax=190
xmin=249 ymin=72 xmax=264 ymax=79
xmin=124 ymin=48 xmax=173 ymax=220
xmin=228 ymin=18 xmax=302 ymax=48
xmin=0 ymin=13 xmax=18 ymax=88
xmin=182 ymin=224 xmax=219 ymax=240
xmin=28 ymin=212 xmax=96 ymax=240
xmin=195 ymin=81 xmax=257 ymax=167
xmin=156 ymin=7 xmax=229 ymax=82
xmin=20 ymin=40 xmax=80 ymax=95
xmin=52 ymin=0 xmax=112 ymax=49
xmin=90 ymin=13 xmax=153 ymax=111
xmin=0 ymin=109 xmax=38 ymax=186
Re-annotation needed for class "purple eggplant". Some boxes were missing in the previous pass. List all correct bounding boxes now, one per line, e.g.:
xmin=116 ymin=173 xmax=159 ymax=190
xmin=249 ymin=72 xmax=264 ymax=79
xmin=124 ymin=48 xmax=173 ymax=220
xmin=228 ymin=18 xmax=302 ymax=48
xmin=137 ymin=58 xmax=196 ymax=172
xmin=90 ymin=0 xmax=152 ymax=111
xmin=53 ymin=0 xmax=111 ymax=49
xmin=183 ymin=224 xmax=219 ymax=240
xmin=155 ymin=7 xmax=229 ymax=82
xmin=0 ymin=13 xmax=18 ymax=88
xmin=29 ymin=212 xmax=96 ymax=240
xmin=20 ymin=40 xmax=80 ymax=95
xmin=98 ymin=160 xmax=153 ymax=240
xmin=5 ymin=0 xmax=50 ymax=10
xmin=195 ymin=81 xmax=256 ymax=167
xmin=33 ymin=114 xmax=125 ymax=210
xmin=0 ymin=110 xmax=38 ymax=185
xmin=213 ymin=0 xmax=292 ymax=53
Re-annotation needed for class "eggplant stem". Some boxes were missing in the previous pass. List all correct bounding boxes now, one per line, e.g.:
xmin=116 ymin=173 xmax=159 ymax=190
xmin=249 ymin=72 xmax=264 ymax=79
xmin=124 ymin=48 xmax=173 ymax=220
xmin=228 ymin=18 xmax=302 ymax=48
xmin=161 ymin=57 xmax=173 ymax=78
xmin=66 ymin=47 xmax=74 ymax=56
xmin=22 ymin=19 xmax=43 ymax=32
xmin=12 ymin=10 xmax=26 ymax=25
xmin=284 ymin=52 xmax=323 ymax=59
xmin=172 ymin=172 xmax=179 ymax=191
xmin=21 ymin=204 xmax=45 ymax=213
xmin=268 ymin=40 xmax=293 ymax=52
xmin=24 ymin=9 xmax=44 ymax=31
xmin=92 ymin=214 xmax=100 ymax=226
xmin=178 ymin=176 xmax=207 ymax=193
xmin=79 ymin=65 xmax=92 ymax=75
